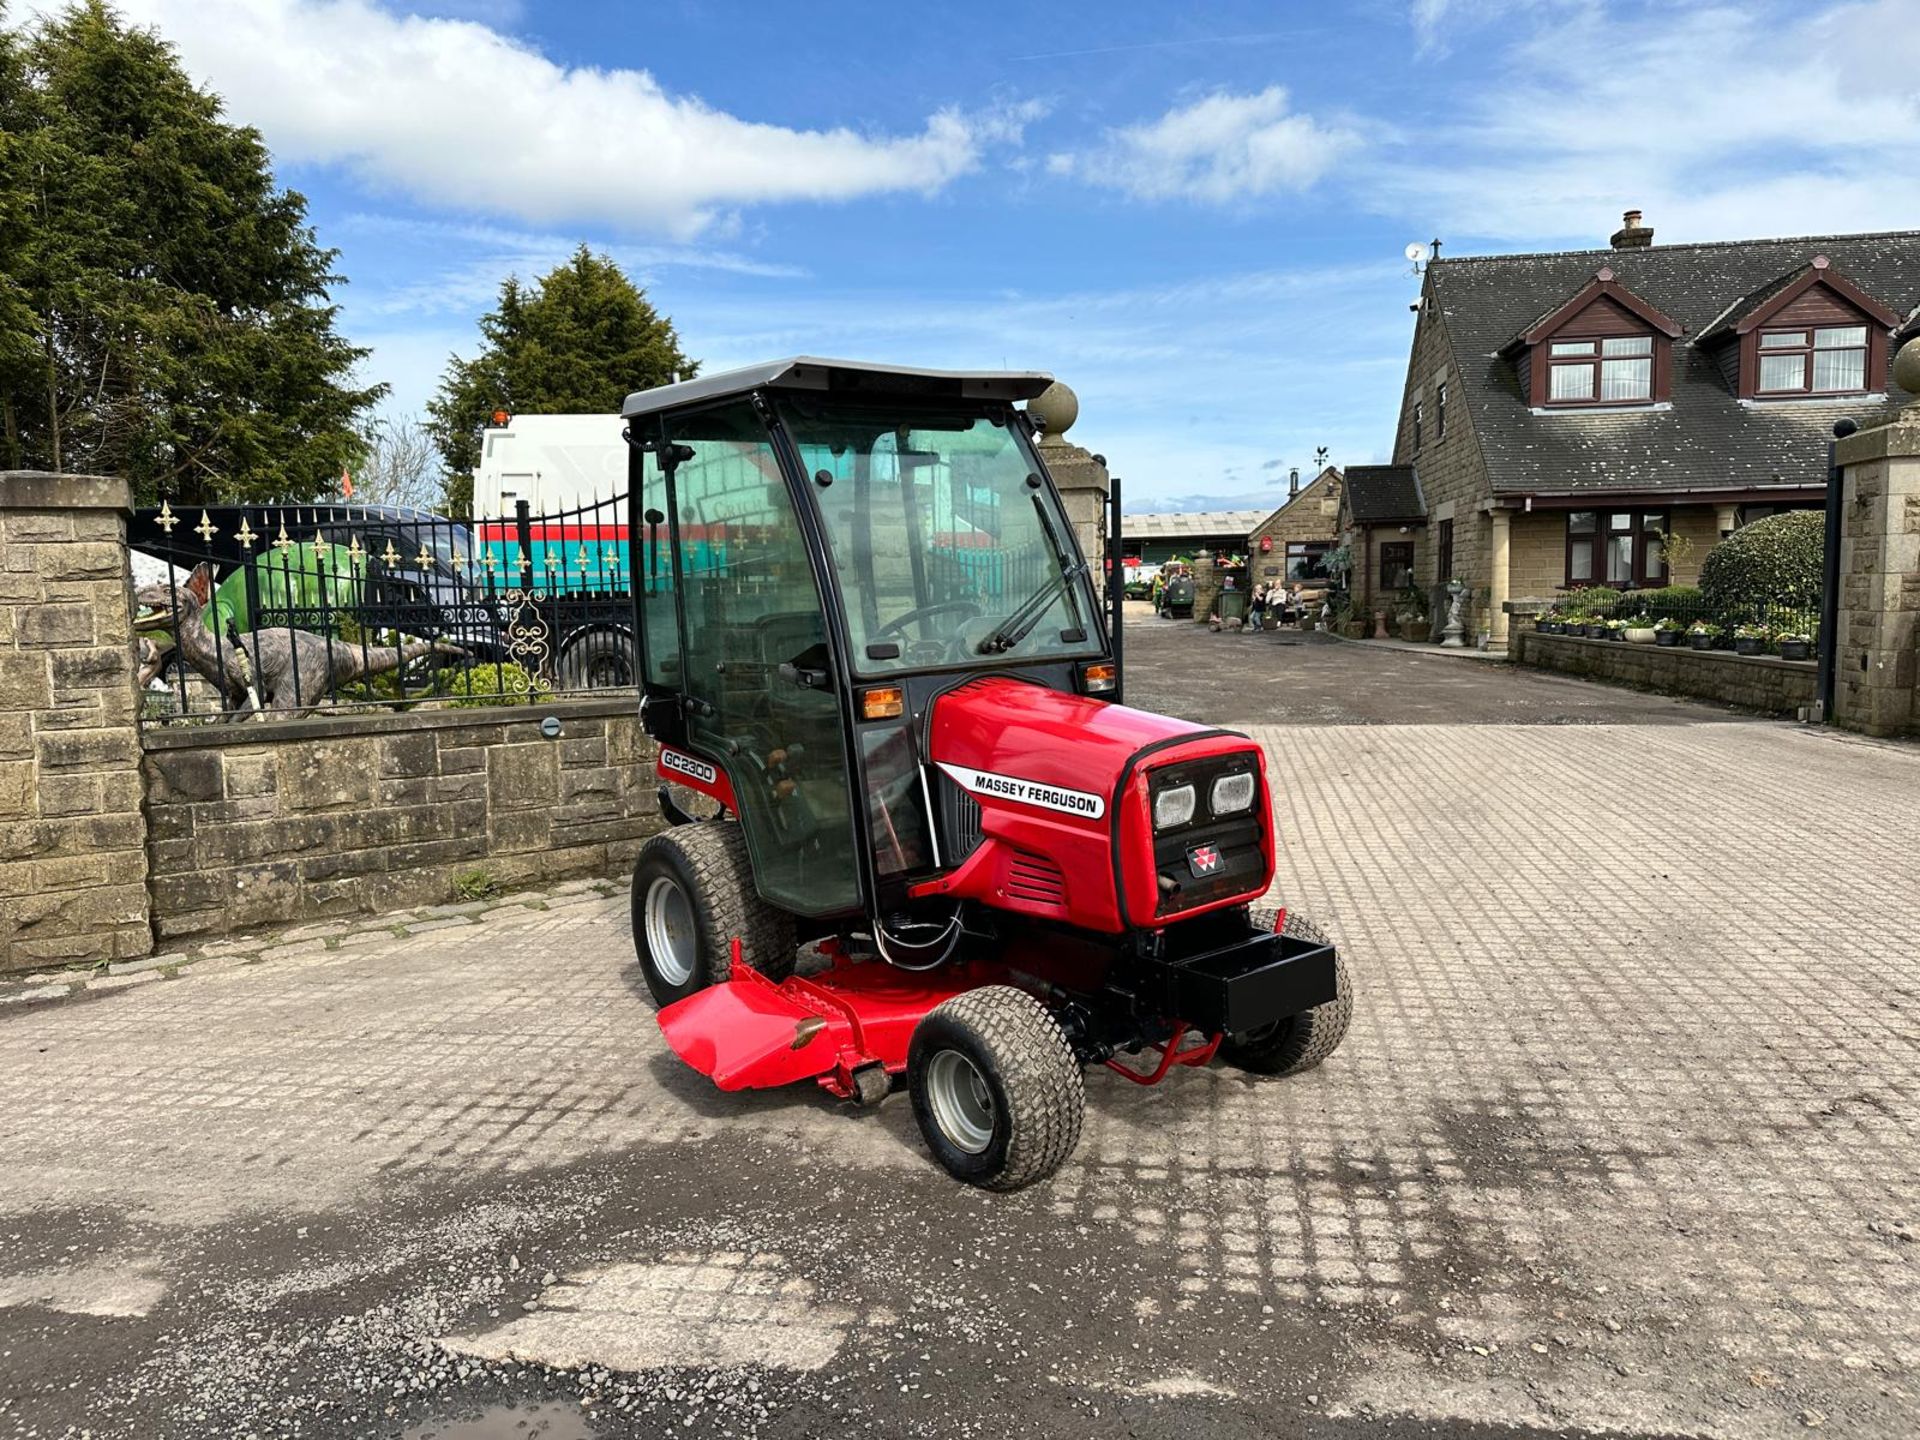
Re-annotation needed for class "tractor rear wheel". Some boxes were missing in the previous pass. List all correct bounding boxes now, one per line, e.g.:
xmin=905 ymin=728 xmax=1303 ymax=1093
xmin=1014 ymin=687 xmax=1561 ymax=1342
xmin=907 ymin=987 xmax=1084 ymax=1191
xmin=629 ymin=821 xmax=795 ymax=1008
xmin=1218 ymin=909 xmax=1353 ymax=1076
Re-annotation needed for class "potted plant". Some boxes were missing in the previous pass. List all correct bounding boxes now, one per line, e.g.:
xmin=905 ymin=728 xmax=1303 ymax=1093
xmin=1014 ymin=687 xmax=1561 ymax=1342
xmin=1535 ymin=611 xmax=1560 ymax=635
xmin=1623 ymin=614 xmax=1657 ymax=644
xmin=1602 ymin=618 xmax=1628 ymax=642
xmin=1777 ymin=630 xmax=1812 ymax=661
xmin=1653 ymin=617 xmax=1683 ymax=647
xmin=1733 ymin=622 xmax=1769 ymax=656
xmin=1687 ymin=620 xmax=1716 ymax=651
xmin=1561 ymin=610 xmax=1587 ymax=636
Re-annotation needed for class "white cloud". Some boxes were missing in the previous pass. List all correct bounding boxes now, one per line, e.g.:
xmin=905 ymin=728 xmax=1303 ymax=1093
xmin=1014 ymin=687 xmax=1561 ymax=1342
xmin=68 ymin=0 xmax=1039 ymax=238
xmin=1051 ymin=87 xmax=1361 ymax=204
xmin=1373 ymin=0 xmax=1920 ymax=243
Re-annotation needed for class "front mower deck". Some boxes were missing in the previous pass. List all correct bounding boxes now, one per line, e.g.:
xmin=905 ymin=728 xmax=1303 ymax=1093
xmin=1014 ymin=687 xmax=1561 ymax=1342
xmin=657 ymin=920 xmax=1339 ymax=1102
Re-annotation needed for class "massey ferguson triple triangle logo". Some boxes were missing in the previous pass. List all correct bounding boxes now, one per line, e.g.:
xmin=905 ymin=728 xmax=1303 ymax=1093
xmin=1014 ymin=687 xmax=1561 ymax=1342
xmin=660 ymin=748 xmax=718 ymax=786
xmin=937 ymin=763 xmax=1106 ymax=820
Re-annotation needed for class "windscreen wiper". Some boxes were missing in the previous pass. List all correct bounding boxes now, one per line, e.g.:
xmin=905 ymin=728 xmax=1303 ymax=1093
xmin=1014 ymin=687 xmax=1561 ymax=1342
xmin=976 ymin=497 xmax=1088 ymax=655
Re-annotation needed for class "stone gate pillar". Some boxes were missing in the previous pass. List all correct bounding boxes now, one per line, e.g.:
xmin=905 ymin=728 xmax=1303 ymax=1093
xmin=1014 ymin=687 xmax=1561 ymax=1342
xmin=0 ymin=472 xmax=151 ymax=972
xmin=1831 ymin=344 xmax=1920 ymax=737
xmin=1025 ymin=382 xmax=1111 ymax=601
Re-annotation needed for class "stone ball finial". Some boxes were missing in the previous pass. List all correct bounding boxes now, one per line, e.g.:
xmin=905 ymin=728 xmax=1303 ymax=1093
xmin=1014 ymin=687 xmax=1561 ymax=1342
xmin=1026 ymin=381 xmax=1078 ymax=443
xmin=1892 ymin=335 xmax=1920 ymax=401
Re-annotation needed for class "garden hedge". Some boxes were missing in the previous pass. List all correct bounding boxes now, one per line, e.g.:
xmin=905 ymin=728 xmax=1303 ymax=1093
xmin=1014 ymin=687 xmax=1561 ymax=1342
xmin=1698 ymin=511 xmax=1824 ymax=616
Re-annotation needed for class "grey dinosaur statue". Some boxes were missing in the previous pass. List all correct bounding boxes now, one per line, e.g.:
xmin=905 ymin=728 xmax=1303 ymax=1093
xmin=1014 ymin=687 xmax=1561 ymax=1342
xmin=132 ymin=563 xmax=466 ymax=719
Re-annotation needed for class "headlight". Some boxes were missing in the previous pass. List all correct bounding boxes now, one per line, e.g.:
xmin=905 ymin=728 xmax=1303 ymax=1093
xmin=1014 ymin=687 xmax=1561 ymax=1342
xmin=1210 ymin=771 xmax=1255 ymax=815
xmin=1153 ymin=783 xmax=1196 ymax=830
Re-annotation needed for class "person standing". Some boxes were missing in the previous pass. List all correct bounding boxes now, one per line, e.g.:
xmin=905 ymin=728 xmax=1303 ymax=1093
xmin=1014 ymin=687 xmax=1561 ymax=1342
xmin=1248 ymin=582 xmax=1268 ymax=633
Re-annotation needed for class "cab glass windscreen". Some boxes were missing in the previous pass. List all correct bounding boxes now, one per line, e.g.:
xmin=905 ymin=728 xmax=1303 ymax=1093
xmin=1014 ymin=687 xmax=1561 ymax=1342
xmin=784 ymin=403 xmax=1102 ymax=676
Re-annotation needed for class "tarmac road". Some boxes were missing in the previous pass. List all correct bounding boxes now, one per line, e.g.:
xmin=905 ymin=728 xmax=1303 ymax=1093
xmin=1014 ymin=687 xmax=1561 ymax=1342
xmin=2 ymin=619 xmax=1915 ymax=1438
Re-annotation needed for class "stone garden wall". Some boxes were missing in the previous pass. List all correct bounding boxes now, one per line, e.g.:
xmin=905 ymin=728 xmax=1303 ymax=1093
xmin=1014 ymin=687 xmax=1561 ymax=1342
xmin=141 ymin=700 xmax=662 ymax=942
xmin=0 ymin=471 xmax=666 ymax=972
xmin=1516 ymin=632 xmax=1816 ymax=716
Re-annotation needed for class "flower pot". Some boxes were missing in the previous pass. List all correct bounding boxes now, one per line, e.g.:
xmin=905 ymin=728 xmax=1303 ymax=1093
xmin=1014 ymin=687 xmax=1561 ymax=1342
xmin=1625 ymin=627 xmax=1656 ymax=644
xmin=1688 ymin=633 xmax=1713 ymax=650
xmin=1779 ymin=640 xmax=1811 ymax=661
xmin=1734 ymin=637 xmax=1763 ymax=656
xmin=1605 ymin=629 xmax=1625 ymax=642
xmin=1398 ymin=616 xmax=1430 ymax=642
xmin=1655 ymin=630 xmax=1681 ymax=647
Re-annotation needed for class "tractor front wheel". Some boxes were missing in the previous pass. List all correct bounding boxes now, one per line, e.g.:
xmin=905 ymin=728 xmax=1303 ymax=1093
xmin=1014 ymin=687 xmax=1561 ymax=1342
xmin=1218 ymin=909 xmax=1353 ymax=1076
xmin=907 ymin=987 xmax=1084 ymax=1191
xmin=629 ymin=822 xmax=794 ymax=1007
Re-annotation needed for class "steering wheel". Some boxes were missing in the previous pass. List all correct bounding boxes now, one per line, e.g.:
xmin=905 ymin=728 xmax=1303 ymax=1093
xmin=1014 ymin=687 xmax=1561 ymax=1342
xmin=871 ymin=601 xmax=982 ymax=641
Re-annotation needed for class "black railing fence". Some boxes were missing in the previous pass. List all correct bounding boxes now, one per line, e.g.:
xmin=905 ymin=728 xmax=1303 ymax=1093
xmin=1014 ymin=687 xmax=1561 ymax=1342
xmin=129 ymin=493 xmax=637 ymax=723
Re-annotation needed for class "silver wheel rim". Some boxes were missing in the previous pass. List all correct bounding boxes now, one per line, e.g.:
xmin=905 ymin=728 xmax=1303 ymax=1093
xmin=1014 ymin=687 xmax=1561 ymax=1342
xmin=926 ymin=1050 xmax=995 ymax=1155
xmin=643 ymin=875 xmax=697 ymax=987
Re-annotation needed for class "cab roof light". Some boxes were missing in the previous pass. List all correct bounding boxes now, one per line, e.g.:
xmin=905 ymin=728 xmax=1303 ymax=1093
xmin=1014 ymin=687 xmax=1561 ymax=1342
xmin=860 ymin=685 xmax=905 ymax=721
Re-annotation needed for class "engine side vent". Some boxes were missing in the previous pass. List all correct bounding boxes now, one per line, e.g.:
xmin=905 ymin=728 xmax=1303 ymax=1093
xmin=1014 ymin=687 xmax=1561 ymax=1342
xmin=936 ymin=770 xmax=983 ymax=862
xmin=1005 ymin=849 xmax=1067 ymax=907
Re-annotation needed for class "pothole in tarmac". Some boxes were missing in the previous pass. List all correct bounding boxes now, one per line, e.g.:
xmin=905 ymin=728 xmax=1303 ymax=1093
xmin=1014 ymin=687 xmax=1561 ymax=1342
xmin=403 ymin=1399 xmax=591 ymax=1438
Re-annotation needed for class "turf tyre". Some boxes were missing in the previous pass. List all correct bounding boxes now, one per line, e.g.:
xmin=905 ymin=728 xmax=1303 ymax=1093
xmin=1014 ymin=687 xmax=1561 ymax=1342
xmin=629 ymin=821 xmax=795 ymax=1007
xmin=908 ymin=986 xmax=1084 ymax=1191
xmin=1218 ymin=909 xmax=1352 ymax=1076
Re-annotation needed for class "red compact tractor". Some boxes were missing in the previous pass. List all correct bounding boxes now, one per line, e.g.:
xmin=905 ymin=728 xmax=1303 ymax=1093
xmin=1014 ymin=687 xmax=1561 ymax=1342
xmin=624 ymin=359 xmax=1350 ymax=1189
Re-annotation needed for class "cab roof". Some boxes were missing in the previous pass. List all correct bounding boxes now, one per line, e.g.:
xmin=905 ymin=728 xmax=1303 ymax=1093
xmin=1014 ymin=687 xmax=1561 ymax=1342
xmin=619 ymin=356 xmax=1055 ymax=420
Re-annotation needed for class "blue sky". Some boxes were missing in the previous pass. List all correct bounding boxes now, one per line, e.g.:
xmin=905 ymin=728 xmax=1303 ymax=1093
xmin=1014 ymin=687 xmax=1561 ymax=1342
xmin=34 ymin=0 xmax=1920 ymax=509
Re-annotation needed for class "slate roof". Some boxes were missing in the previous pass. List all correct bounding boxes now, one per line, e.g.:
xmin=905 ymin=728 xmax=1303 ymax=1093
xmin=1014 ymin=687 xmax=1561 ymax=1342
xmin=1428 ymin=230 xmax=1920 ymax=497
xmin=1343 ymin=465 xmax=1425 ymax=522
xmin=1120 ymin=510 xmax=1273 ymax=541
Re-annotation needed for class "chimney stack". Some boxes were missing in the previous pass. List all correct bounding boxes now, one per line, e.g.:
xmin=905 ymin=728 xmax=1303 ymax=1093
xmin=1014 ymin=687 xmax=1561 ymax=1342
xmin=1610 ymin=208 xmax=1654 ymax=249
xmin=1289 ymin=466 xmax=1300 ymax=497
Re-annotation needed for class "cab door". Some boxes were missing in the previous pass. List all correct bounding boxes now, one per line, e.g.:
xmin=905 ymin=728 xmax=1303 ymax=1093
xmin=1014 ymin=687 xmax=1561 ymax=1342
xmin=660 ymin=402 xmax=860 ymax=918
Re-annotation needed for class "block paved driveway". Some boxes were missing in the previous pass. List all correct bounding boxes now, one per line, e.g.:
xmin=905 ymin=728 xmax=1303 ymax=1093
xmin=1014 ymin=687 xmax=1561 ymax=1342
xmin=2 ymin=623 xmax=1917 ymax=1439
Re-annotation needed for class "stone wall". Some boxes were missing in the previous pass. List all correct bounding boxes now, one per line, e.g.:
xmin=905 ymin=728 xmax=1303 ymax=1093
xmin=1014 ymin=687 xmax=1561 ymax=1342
xmin=1832 ymin=411 xmax=1920 ymax=737
xmin=0 ymin=473 xmax=151 ymax=974
xmin=141 ymin=699 xmax=662 ymax=941
xmin=1516 ymin=631 xmax=1816 ymax=716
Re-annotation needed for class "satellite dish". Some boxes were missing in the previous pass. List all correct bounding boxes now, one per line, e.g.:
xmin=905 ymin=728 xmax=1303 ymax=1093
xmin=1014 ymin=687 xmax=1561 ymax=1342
xmin=1404 ymin=241 xmax=1429 ymax=265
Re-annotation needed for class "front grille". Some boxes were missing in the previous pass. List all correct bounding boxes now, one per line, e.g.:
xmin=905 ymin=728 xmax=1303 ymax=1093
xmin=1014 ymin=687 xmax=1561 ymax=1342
xmin=1148 ymin=754 xmax=1267 ymax=916
xmin=936 ymin=770 xmax=983 ymax=862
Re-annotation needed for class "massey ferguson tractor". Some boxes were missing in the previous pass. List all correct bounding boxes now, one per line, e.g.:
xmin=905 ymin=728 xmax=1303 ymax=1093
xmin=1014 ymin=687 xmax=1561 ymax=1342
xmin=624 ymin=358 xmax=1350 ymax=1189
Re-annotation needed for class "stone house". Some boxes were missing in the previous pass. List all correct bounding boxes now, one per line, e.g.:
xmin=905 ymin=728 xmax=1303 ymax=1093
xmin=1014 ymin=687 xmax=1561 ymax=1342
xmin=1391 ymin=214 xmax=1920 ymax=648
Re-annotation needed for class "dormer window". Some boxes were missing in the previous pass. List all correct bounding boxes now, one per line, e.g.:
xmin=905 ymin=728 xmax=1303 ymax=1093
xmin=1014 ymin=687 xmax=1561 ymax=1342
xmin=1707 ymin=256 xmax=1900 ymax=402
xmin=1548 ymin=335 xmax=1653 ymax=405
xmin=1501 ymin=266 xmax=1682 ymax=411
xmin=1756 ymin=325 xmax=1868 ymax=395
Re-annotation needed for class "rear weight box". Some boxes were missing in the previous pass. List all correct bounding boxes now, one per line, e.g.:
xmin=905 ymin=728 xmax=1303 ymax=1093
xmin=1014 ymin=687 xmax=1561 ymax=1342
xmin=1142 ymin=927 xmax=1337 ymax=1035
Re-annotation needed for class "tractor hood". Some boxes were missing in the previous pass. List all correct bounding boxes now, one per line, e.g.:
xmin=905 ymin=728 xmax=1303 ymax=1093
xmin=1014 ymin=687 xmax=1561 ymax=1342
xmin=930 ymin=676 xmax=1203 ymax=808
xmin=921 ymin=677 xmax=1273 ymax=932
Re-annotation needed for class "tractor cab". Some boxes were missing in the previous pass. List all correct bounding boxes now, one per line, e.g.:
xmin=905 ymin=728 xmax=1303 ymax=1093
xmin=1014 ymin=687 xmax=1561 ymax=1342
xmin=624 ymin=358 xmax=1109 ymax=928
xmin=623 ymin=359 xmax=1349 ymax=1191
